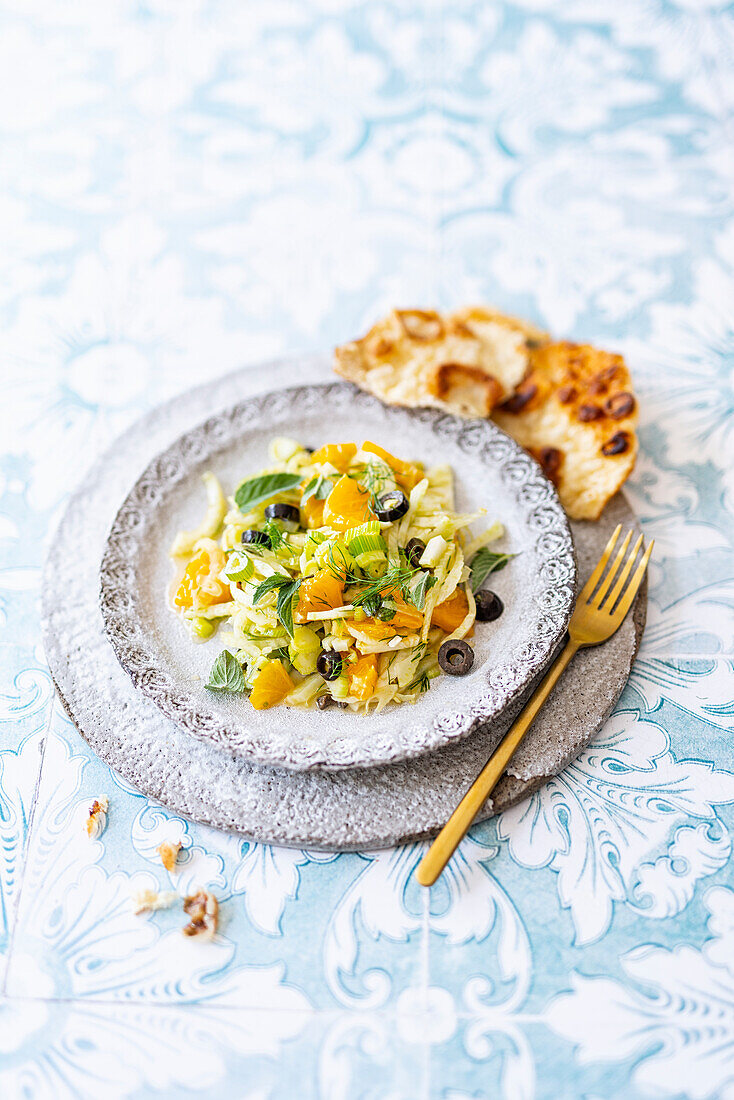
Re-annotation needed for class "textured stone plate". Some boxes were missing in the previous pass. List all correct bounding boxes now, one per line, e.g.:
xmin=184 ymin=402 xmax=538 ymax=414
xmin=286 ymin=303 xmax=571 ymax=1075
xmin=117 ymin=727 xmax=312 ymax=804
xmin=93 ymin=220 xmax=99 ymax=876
xmin=42 ymin=356 xmax=645 ymax=850
xmin=99 ymin=380 xmax=575 ymax=770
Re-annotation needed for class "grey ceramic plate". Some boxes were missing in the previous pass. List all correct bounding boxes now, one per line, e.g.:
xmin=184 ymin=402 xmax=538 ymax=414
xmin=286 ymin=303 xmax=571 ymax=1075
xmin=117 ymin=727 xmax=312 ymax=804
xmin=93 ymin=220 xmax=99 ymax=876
xmin=43 ymin=356 xmax=645 ymax=848
xmin=100 ymin=380 xmax=576 ymax=771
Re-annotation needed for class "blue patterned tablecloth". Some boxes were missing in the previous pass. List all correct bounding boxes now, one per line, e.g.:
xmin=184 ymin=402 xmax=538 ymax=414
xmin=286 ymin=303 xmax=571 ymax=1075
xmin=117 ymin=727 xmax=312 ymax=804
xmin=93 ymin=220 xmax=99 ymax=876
xmin=1 ymin=2 xmax=733 ymax=1098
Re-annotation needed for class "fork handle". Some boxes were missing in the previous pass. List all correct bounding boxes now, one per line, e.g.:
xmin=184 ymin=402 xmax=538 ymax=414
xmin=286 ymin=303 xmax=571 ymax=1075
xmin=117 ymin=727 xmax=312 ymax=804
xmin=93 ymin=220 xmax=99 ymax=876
xmin=416 ymin=638 xmax=579 ymax=887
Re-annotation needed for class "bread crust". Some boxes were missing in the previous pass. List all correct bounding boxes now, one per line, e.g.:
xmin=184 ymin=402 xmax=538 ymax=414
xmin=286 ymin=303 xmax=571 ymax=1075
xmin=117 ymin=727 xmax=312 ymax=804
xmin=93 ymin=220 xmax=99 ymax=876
xmin=334 ymin=306 xmax=548 ymax=419
xmin=334 ymin=309 xmax=638 ymax=521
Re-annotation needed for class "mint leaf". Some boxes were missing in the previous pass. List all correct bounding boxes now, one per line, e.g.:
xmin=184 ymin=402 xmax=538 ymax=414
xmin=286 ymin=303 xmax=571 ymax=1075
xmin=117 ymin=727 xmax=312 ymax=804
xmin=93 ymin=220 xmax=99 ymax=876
xmin=410 ymin=573 xmax=437 ymax=610
xmin=301 ymin=475 xmax=332 ymax=505
xmin=251 ymin=574 xmax=299 ymax=636
xmin=235 ymin=472 xmax=302 ymax=513
xmin=276 ymin=580 xmax=299 ymax=637
xmin=206 ymin=650 xmax=246 ymax=693
xmin=470 ymin=548 xmax=515 ymax=593
xmin=252 ymin=574 xmax=291 ymax=604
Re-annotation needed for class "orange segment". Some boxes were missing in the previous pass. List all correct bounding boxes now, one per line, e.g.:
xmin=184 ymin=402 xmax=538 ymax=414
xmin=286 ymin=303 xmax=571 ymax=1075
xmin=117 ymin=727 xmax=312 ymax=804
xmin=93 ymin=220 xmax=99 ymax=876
xmin=250 ymin=659 xmax=295 ymax=710
xmin=174 ymin=550 xmax=229 ymax=609
xmin=345 ymin=621 xmax=396 ymax=642
xmin=310 ymin=443 xmax=357 ymax=473
xmin=381 ymin=588 xmax=423 ymax=632
xmin=295 ymin=569 xmax=346 ymax=622
xmin=323 ymin=474 xmax=376 ymax=531
xmin=431 ymin=587 xmax=469 ymax=632
xmin=197 ymin=579 xmax=230 ymax=608
xmin=362 ymin=441 xmax=423 ymax=491
xmin=174 ymin=550 xmax=207 ymax=609
xmin=302 ymin=495 xmax=325 ymax=529
xmin=347 ymin=653 xmax=378 ymax=701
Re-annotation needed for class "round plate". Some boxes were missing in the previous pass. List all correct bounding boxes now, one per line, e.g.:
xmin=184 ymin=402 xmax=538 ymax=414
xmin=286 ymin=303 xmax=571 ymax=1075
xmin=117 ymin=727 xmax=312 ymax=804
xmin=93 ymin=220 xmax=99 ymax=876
xmin=42 ymin=357 xmax=645 ymax=849
xmin=99 ymin=379 xmax=576 ymax=770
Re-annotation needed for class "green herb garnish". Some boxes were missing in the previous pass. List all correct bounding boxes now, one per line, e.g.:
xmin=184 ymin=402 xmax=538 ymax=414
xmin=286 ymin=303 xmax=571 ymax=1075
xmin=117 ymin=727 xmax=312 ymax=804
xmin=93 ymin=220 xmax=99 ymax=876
xmin=275 ymin=580 xmax=299 ymax=637
xmin=350 ymin=561 xmax=421 ymax=608
xmin=470 ymin=548 xmax=515 ymax=593
xmin=346 ymin=460 xmax=394 ymax=510
xmin=262 ymin=520 xmax=293 ymax=553
xmin=361 ymin=593 xmax=382 ymax=618
xmin=252 ymin=574 xmax=300 ymax=637
xmin=206 ymin=650 xmax=246 ymax=693
xmin=404 ymin=670 xmax=431 ymax=694
xmin=252 ymin=574 xmax=292 ymax=603
xmin=409 ymin=573 xmax=437 ymax=610
xmin=235 ymin=472 xmax=302 ymax=513
xmin=301 ymin=475 xmax=332 ymax=504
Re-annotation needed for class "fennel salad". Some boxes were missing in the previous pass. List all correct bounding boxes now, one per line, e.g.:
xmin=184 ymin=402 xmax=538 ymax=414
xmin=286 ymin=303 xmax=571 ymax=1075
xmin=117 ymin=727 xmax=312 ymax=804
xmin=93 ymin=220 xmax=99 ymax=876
xmin=169 ymin=438 xmax=513 ymax=712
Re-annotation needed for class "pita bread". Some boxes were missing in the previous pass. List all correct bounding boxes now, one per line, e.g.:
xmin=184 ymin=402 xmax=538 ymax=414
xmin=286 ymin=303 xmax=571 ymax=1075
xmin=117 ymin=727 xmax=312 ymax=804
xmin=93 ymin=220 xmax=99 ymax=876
xmin=493 ymin=341 xmax=638 ymax=520
xmin=334 ymin=309 xmax=638 ymax=520
xmin=334 ymin=307 xmax=549 ymax=418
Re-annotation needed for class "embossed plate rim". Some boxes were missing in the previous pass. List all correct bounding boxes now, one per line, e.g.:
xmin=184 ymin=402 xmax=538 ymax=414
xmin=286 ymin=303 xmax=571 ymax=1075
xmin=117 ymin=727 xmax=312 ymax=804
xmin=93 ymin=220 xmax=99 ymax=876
xmin=99 ymin=379 xmax=576 ymax=770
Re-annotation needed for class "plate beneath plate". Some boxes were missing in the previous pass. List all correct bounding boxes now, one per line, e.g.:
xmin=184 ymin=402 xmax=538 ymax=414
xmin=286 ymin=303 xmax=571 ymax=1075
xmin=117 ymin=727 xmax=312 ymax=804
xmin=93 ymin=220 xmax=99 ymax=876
xmin=43 ymin=356 xmax=645 ymax=849
xmin=99 ymin=380 xmax=575 ymax=770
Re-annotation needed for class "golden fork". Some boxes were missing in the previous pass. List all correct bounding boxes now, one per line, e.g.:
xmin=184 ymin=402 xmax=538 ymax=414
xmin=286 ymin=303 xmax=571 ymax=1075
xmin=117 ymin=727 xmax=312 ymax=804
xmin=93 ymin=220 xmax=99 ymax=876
xmin=416 ymin=525 xmax=653 ymax=888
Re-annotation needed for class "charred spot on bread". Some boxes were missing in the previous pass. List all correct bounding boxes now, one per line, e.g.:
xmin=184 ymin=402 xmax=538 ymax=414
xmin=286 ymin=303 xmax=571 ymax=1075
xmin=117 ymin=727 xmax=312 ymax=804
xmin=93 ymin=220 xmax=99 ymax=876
xmin=577 ymin=403 xmax=604 ymax=422
xmin=396 ymin=309 xmax=444 ymax=342
xmin=532 ymin=445 xmax=564 ymax=485
xmin=605 ymin=392 xmax=636 ymax=419
xmin=431 ymin=362 xmax=503 ymax=416
xmin=602 ymin=431 xmax=632 ymax=456
xmin=499 ymin=380 xmax=538 ymax=414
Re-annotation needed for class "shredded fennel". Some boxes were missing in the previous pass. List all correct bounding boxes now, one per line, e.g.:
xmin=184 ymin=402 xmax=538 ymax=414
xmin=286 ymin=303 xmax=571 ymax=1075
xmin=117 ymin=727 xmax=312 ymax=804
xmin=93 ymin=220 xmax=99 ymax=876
xmin=169 ymin=438 xmax=509 ymax=712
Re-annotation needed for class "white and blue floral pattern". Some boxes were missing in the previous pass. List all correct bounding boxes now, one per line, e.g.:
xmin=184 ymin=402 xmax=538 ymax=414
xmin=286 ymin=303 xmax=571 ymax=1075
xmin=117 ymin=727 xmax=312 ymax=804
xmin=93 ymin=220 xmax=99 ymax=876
xmin=0 ymin=1 xmax=732 ymax=1096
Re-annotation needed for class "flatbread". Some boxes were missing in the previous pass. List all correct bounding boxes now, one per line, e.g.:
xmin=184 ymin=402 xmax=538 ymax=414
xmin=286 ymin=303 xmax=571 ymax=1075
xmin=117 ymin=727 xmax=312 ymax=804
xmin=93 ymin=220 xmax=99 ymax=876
xmin=493 ymin=341 xmax=638 ymax=520
xmin=334 ymin=309 xmax=638 ymax=520
xmin=334 ymin=307 xmax=549 ymax=418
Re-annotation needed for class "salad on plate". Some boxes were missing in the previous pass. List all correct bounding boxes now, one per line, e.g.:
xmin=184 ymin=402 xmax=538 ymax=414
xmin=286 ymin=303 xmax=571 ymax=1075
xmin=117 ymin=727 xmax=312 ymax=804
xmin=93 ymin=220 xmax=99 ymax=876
xmin=170 ymin=438 xmax=512 ymax=712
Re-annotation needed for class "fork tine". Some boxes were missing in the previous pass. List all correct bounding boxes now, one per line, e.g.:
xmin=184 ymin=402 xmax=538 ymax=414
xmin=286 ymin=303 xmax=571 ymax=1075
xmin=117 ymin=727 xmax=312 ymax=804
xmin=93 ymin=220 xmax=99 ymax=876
xmin=602 ymin=532 xmax=644 ymax=611
xmin=591 ymin=528 xmax=633 ymax=608
xmin=578 ymin=524 xmax=622 ymax=604
xmin=609 ymin=540 xmax=654 ymax=622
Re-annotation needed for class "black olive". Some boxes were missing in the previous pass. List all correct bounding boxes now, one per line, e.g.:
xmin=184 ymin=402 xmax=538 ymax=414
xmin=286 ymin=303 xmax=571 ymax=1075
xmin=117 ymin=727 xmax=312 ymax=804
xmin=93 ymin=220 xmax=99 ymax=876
xmin=317 ymin=694 xmax=347 ymax=710
xmin=375 ymin=490 xmax=409 ymax=522
xmin=242 ymin=529 xmax=271 ymax=548
xmin=475 ymin=590 xmax=504 ymax=622
xmin=316 ymin=651 xmax=343 ymax=681
xmin=362 ymin=594 xmax=382 ymax=618
xmin=264 ymin=503 xmax=300 ymax=531
xmin=405 ymin=538 xmax=425 ymax=568
xmin=438 ymin=639 xmax=475 ymax=676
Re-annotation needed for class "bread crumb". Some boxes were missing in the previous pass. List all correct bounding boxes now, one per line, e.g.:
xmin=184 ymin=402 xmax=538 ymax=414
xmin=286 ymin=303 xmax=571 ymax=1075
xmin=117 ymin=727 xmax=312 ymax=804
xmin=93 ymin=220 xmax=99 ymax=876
xmin=157 ymin=840 xmax=182 ymax=872
xmin=182 ymin=889 xmax=219 ymax=941
xmin=86 ymin=796 xmax=109 ymax=839
xmin=133 ymin=888 xmax=178 ymax=915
